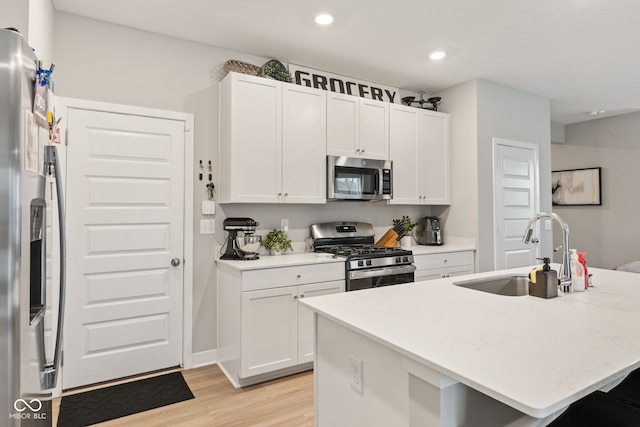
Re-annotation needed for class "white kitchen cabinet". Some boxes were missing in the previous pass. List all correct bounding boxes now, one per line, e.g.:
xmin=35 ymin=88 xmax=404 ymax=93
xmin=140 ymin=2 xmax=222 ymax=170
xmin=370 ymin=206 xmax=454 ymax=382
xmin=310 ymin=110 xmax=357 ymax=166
xmin=413 ymin=251 xmax=474 ymax=282
xmin=389 ymin=104 xmax=450 ymax=205
xmin=297 ymin=280 xmax=344 ymax=363
xmin=217 ymin=261 xmax=345 ymax=387
xmin=327 ymin=92 xmax=389 ymax=160
xmin=219 ymin=72 xmax=326 ymax=204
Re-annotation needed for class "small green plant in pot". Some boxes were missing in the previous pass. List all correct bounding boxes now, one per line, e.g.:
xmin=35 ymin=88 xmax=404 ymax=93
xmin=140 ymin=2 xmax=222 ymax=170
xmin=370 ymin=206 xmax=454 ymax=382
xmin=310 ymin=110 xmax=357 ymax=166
xmin=262 ymin=229 xmax=293 ymax=255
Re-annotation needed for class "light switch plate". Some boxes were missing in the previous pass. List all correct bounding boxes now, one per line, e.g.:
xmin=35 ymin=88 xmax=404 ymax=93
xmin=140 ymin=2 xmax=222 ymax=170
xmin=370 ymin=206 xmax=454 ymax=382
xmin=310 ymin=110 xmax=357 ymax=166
xmin=200 ymin=219 xmax=215 ymax=234
xmin=202 ymin=200 xmax=215 ymax=215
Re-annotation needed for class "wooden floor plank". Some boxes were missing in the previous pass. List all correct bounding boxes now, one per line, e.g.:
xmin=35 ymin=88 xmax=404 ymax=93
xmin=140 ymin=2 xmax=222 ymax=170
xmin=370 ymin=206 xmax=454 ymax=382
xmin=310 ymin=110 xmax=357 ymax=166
xmin=52 ymin=365 xmax=314 ymax=426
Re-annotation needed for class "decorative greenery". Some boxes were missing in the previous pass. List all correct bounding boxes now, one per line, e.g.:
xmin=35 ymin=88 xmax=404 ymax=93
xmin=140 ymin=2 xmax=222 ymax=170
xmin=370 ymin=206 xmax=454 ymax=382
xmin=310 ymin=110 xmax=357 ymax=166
xmin=262 ymin=229 xmax=293 ymax=253
xmin=262 ymin=60 xmax=293 ymax=83
xmin=393 ymin=215 xmax=417 ymax=235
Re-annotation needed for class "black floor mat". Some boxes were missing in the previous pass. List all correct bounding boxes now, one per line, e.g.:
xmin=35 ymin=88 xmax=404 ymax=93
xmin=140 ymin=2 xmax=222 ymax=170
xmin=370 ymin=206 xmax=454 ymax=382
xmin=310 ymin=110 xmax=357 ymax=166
xmin=57 ymin=371 xmax=194 ymax=426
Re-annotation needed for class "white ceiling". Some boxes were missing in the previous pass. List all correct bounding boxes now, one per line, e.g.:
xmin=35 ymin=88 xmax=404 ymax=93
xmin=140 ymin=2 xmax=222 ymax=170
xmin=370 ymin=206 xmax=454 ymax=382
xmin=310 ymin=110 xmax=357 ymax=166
xmin=52 ymin=0 xmax=640 ymax=125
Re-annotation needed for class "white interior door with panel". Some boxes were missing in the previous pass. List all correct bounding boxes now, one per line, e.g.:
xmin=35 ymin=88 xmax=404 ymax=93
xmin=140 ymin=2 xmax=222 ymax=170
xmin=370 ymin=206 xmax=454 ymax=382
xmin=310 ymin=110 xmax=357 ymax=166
xmin=63 ymin=107 xmax=186 ymax=389
xmin=493 ymin=138 xmax=539 ymax=270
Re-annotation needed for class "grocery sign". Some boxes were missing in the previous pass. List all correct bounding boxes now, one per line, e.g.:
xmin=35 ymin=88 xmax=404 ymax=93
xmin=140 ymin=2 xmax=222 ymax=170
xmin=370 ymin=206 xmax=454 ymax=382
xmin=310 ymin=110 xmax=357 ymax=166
xmin=289 ymin=64 xmax=399 ymax=104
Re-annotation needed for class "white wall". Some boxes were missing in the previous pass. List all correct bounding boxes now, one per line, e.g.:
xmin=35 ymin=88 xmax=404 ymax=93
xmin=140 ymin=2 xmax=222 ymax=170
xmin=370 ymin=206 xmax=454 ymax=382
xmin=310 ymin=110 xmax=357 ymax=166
xmin=476 ymin=80 xmax=552 ymax=272
xmin=431 ymin=80 xmax=479 ymax=247
xmin=434 ymin=79 xmax=552 ymax=272
xmin=1 ymin=0 xmax=54 ymax=64
xmin=551 ymin=112 xmax=640 ymax=269
xmin=52 ymin=12 xmax=434 ymax=356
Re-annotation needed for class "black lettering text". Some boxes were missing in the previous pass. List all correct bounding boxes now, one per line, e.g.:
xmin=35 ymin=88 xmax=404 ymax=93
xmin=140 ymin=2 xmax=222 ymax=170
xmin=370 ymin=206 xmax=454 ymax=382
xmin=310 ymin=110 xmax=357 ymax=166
xmin=370 ymin=87 xmax=384 ymax=101
xmin=313 ymin=74 xmax=328 ymax=91
xmin=385 ymin=89 xmax=397 ymax=103
xmin=345 ymin=81 xmax=357 ymax=96
xmin=329 ymin=78 xmax=345 ymax=94
xmin=358 ymin=84 xmax=370 ymax=98
xmin=295 ymin=70 xmax=311 ymax=87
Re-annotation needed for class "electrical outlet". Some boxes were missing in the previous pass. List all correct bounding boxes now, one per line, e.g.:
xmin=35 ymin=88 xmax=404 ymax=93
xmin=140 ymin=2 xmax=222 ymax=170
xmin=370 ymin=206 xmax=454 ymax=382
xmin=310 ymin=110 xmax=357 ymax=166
xmin=349 ymin=356 xmax=363 ymax=394
xmin=200 ymin=219 xmax=215 ymax=235
xmin=544 ymin=219 xmax=552 ymax=231
xmin=281 ymin=218 xmax=289 ymax=232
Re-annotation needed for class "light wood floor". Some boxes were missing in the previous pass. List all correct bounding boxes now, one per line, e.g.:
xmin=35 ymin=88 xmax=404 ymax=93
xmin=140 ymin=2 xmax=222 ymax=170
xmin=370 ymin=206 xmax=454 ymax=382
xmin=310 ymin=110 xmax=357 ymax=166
xmin=52 ymin=365 xmax=315 ymax=426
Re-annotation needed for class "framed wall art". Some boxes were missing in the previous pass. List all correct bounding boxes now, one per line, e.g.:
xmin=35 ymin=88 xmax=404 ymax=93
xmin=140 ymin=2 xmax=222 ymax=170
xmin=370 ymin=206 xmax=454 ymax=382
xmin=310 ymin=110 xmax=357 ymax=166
xmin=552 ymin=167 xmax=602 ymax=206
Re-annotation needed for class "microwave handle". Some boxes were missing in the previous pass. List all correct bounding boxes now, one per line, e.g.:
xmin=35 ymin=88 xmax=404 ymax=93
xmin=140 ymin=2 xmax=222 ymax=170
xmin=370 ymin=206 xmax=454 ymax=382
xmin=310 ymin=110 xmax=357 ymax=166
xmin=375 ymin=172 xmax=379 ymax=192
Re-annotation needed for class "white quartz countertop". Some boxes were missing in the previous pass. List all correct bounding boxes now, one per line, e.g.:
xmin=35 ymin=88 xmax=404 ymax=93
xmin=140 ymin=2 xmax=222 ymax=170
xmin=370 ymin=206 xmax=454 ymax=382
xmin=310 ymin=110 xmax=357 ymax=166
xmin=300 ymin=266 xmax=640 ymax=418
xmin=406 ymin=242 xmax=476 ymax=255
xmin=215 ymin=252 xmax=344 ymax=271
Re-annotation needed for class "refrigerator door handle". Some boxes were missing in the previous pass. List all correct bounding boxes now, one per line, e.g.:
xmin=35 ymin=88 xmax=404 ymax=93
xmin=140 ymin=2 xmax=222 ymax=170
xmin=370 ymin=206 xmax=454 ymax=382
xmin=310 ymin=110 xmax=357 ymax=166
xmin=41 ymin=145 xmax=66 ymax=390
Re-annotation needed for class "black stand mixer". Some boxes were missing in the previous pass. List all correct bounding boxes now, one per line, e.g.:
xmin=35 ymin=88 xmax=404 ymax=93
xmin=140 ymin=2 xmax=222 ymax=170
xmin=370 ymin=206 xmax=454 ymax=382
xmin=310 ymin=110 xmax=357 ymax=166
xmin=221 ymin=217 xmax=260 ymax=260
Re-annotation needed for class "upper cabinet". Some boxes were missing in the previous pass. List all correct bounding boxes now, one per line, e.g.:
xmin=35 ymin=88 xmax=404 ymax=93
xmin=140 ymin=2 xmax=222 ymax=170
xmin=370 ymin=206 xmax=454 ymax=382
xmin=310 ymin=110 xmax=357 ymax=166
xmin=389 ymin=104 xmax=450 ymax=205
xmin=219 ymin=72 xmax=326 ymax=204
xmin=327 ymin=93 xmax=389 ymax=160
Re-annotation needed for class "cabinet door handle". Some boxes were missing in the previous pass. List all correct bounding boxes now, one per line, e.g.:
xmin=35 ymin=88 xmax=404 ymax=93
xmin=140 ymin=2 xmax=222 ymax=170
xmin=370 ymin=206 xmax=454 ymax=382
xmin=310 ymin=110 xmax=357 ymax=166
xmin=300 ymin=294 xmax=304 ymax=298
xmin=293 ymin=295 xmax=298 ymax=300
xmin=361 ymin=149 xmax=365 ymax=153
xmin=277 ymin=192 xmax=282 ymax=196
xmin=284 ymin=193 xmax=288 ymax=197
xmin=356 ymin=148 xmax=361 ymax=153
xmin=296 ymin=274 xmax=301 ymax=279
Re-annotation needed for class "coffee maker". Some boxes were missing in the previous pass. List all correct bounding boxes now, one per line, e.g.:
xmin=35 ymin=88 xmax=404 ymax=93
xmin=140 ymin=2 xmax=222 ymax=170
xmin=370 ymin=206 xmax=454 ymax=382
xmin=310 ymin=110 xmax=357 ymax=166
xmin=221 ymin=217 xmax=261 ymax=260
xmin=415 ymin=216 xmax=444 ymax=246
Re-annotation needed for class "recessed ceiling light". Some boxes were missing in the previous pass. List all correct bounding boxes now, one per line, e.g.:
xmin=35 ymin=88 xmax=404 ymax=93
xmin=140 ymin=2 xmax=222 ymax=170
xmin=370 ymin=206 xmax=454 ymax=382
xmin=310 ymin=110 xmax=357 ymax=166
xmin=429 ymin=51 xmax=446 ymax=60
xmin=315 ymin=14 xmax=334 ymax=25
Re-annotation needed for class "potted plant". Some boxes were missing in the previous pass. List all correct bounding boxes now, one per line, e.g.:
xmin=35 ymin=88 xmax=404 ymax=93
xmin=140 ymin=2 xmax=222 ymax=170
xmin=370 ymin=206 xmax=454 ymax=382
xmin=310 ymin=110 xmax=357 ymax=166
xmin=393 ymin=215 xmax=417 ymax=247
xmin=262 ymin=229 xmax=293 ymax=255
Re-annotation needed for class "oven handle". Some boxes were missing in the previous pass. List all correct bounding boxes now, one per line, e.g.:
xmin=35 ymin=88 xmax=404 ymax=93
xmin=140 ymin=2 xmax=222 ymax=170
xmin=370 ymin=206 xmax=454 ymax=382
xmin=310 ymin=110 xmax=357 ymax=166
xmin=349 ymin=264 xmax=416 ymax=280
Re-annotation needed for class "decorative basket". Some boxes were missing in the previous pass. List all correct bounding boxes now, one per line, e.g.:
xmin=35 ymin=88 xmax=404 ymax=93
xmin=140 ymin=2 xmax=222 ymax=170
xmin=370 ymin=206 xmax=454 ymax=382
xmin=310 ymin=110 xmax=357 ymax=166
xmin=223 ymin=60 xmax=261 ymax=77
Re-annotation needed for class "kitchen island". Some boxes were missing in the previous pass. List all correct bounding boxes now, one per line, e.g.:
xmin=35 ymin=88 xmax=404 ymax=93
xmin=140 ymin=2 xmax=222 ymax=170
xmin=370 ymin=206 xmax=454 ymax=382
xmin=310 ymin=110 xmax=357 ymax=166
xmin=300 ymin=266 xmax=640 ymax=426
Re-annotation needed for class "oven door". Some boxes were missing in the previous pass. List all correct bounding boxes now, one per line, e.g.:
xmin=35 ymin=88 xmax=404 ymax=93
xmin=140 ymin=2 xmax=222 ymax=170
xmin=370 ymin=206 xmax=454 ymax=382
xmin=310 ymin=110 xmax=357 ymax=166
xmin=347 ymin=264 xmax=416 ymax=291
xmin=327 ymin=155 xmax=392 ymax=201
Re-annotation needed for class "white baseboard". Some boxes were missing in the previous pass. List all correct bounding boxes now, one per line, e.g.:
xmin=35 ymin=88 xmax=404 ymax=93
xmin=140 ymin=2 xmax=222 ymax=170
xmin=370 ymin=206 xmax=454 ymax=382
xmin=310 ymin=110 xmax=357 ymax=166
xmin=191 ymin=349 xmax=217 ymax=368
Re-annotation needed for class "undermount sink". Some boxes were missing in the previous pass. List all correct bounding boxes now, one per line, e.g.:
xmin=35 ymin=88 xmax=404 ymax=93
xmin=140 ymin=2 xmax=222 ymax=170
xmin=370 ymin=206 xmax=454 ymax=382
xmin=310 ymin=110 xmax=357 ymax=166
xmin=453 ymin=275 xmax=530 ymax=296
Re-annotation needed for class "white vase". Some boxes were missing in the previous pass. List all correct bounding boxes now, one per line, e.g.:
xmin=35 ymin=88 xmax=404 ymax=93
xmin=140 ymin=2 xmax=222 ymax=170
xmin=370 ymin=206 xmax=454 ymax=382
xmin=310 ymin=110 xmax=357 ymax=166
xmin=400 ymin=236 xmax=412 ymax=248
xmin=270 ymin=249 xmax=282 ymax=256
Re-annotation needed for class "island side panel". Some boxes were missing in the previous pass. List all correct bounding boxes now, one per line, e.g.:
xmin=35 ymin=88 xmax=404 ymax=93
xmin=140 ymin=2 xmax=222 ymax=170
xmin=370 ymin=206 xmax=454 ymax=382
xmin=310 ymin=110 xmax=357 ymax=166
xmin=314 ymin=315 xmax=550 ymax=427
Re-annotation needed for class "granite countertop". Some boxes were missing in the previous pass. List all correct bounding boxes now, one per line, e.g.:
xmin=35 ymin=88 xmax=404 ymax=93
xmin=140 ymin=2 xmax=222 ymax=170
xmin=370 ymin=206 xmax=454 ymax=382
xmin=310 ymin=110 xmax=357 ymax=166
xmin=299 ymin=266 xmax=640 ymax=418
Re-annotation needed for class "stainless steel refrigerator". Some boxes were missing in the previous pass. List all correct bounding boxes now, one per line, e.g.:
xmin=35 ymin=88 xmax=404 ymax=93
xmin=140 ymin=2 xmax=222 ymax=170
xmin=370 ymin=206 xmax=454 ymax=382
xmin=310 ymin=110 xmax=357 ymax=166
xmin=1 ymin=29 xmax=66 ymax=426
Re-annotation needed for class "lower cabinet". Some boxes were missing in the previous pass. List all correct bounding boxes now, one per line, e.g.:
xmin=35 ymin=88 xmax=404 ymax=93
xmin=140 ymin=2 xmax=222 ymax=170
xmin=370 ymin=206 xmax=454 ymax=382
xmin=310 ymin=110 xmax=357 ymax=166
xmin=217 ymin=262 xmax=345 ymax=387
xmin=241 ymin=280 xmax=344 ymax=378
xmin=414 ymin=251 xmax=474 ymax=282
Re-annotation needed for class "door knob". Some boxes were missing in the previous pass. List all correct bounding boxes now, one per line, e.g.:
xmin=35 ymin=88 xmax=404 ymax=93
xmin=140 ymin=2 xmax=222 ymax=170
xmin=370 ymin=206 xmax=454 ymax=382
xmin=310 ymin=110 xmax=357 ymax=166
xmin=171 ymin=258 xmax=181 ymax=267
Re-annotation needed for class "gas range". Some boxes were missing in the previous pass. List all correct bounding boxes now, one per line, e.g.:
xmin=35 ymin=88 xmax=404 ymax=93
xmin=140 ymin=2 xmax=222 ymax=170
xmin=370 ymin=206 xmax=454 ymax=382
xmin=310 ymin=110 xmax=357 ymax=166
xmin=310 ymin=222 xmax=416 ymax=291
xmin=316 ymin=244 xmax=413 ymax=271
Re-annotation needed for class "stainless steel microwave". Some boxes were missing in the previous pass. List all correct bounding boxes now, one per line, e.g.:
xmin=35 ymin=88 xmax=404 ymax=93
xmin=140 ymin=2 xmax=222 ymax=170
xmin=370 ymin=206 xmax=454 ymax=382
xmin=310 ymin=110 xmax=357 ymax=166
xmin=327 ymin=155 xmax=393 ymax=201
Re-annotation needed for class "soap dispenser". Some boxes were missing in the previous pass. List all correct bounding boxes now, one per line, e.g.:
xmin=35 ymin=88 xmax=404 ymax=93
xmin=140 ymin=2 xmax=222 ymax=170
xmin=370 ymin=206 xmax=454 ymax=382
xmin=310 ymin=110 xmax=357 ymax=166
xmin=530 ymin=257 xmax=558 ymax=299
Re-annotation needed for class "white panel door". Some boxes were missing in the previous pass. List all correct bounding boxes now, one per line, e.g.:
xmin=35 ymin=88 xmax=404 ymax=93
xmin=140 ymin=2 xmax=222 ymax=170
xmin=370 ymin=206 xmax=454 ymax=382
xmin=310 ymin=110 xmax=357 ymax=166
xmin=327 ymin=93 xmax=359 ymax=157
xmin=297 ymin=280 xmax=344 ymax=363
xmin=282 ymin=84 xmax=326 ymax=203
xmin=241 ymin=287 xmax=298 ymax=377
xmin=494 ymin=140 xmax=539 ymax=269
xmin=63 ymin=108 xmax=184 ymax=388
xmin=359 ymin=98 xmax=389 ymax=160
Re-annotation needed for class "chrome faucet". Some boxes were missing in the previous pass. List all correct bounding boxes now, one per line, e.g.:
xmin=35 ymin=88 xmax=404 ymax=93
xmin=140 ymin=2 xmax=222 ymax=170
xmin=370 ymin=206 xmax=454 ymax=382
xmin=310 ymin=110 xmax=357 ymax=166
xmin=522 ymin=212 xmax=572 ymax=289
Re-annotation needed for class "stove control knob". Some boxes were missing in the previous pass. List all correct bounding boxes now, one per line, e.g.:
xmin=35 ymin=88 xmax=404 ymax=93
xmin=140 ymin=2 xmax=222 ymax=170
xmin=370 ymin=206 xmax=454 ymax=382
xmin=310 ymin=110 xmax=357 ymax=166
xmin=357 ymin=260 xmax=364 ymax=267
xmin=366 ymin=260 xmax=372 ymax=266
xmin=396 ymin=257 xmax=402 ymax=263
xmin=403 ymin=256 xmax=409 ymax=263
